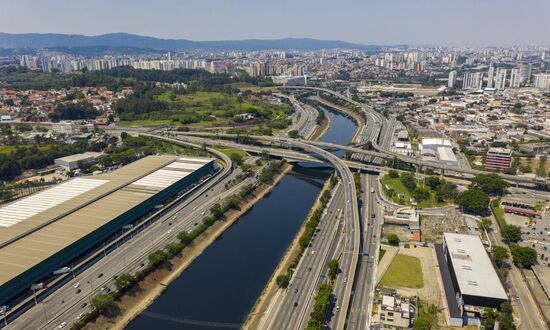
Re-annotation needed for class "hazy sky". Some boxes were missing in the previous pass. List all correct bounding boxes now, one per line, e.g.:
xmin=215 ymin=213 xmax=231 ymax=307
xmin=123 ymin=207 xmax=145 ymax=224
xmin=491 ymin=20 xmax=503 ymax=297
xmin=1 ymin=0 xmax=549 ymax=46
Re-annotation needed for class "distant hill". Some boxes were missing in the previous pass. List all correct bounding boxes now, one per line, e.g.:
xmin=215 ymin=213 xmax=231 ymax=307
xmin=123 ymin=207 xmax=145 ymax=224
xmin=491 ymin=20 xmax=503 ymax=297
xmin=0 ymin=32 xmax=382 ymax=51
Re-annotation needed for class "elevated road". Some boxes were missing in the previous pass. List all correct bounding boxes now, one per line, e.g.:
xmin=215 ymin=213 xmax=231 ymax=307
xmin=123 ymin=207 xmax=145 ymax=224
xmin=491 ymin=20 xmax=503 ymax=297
xmin=171 ymin=131 xmax=549 ymax=187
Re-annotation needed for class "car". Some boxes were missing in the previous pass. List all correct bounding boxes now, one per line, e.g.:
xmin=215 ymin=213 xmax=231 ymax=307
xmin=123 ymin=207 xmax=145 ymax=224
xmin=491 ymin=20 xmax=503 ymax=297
xmin=294 ymin=289 xmax=298 ymax=293
xmin=80 ymin=302 xmax=87 ymax=308
xmin=311 ymin=250 xmax=315 ymax=255
xmin=76 ymin=289 xmax=81 ymax=294
xmin=294 ymin=302 xmax=298 ymax=307
xmin=58 ymin=322 xmax=67 ymax=328
xmin=335 ymin=306 xmax=340 ymax=312
xmin=343 ymin=277 xmax=347 ymax=283
xmin=97 ymin=273 xmax=104 ymax=278
xmin=77 ymin=312 xmax=84 ymax=320
xmin=74 ymin=283 xmax=80 ymax=289
xmin=139 ymin=262 xmax=145 ymax=268
xmin=201 ymin=211 xmax=206 ymax=216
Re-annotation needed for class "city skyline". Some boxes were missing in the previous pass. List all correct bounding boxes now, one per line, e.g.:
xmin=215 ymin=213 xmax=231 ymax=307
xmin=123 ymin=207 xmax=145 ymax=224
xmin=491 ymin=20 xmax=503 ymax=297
xmin=1 ymin=0 xmax=550 ymax=47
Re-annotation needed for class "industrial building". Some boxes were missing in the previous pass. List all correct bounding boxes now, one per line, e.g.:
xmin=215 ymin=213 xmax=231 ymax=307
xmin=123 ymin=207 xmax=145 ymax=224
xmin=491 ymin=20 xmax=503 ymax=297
xmin=435 ymin=233 xmax=508 ymax=326
xmin=54 ymin=152 xmax=106 ymax=170
xmin=0 ymin=155 xmax=216 ymax=305
xmin=419 ymin=138 xmax=458 ymax=167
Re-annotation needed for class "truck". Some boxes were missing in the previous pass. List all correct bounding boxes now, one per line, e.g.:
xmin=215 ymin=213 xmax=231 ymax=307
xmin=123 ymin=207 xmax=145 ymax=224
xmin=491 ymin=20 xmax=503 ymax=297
xmin=154 ymin=204 xmax=164 ymax=209
xmin=52 ymin=267 xmax=71 ymax=275
xmin=370 ymin=187 xmax=374 ymax=193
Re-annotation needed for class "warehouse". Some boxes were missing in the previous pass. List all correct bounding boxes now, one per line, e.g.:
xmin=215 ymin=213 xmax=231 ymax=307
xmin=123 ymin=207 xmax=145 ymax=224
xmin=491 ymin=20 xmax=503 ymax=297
xmin=0 ymin=155 xmax=216 ymax=305
xmin=54 ymin=152 xmax=106 ymax=170
xmin=435 ymin=233 xmax=508 ymax=326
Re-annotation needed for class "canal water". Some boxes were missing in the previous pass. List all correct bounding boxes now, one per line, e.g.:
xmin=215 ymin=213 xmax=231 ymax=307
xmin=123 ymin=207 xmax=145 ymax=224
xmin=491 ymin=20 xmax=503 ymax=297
xmin=127 ymin=101 xmax=357 ymax=330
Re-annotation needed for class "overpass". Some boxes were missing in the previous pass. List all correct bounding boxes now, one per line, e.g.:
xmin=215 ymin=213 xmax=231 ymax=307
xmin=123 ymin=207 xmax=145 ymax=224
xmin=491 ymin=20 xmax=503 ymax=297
xmin=170 ymin=131 xmax=549 ymax=187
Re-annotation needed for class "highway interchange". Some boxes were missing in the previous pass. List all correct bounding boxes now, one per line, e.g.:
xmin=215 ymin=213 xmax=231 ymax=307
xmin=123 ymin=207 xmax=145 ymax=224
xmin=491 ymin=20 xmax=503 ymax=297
xmin=3 ymin=86 xmax=548 ymax=330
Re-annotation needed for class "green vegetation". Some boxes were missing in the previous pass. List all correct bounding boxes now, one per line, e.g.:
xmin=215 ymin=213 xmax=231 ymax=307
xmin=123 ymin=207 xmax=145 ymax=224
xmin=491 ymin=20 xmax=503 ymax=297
xmin=413 ymin=316 xmax=432 ymax=330
xmin=455 ymin=189 xmax=490 ymax=215
xmin=276 ymin=274 xmax=290 ymax=289
xmin=382 ymin=173 xmax=454 ymax=208
xmin=91 ymin=293 xmax=115 ymax=313
xmin=491 ymin=246 xmax=509 ymax=268
xmin=481 ymin=303 xmax=516 ymax=330
xmin=49 ymin=101 xmax=99 ymax=121
xmin=0 ymin=140 xmax=106 ymax=180
xmin=213 ymin=146 xmax=248 ymax=164
xmin=510 ymin=245 xmax=537 ymax=268
xmin=328 ymin=259 xmax=339 ymax=281
xmin=115 ymin=88 xmax=292 ymax=128
xmin=379 ymin=248 xmax=387 ymax=262
xmin=114 ymin=273 xmax=136 ymax=292
xmin=386 ymin=233 xmax=400 ymax=246
xmin=305 ymin=283 xmax=333 ymax=330
xmin=470 ymin=173 xmax=509 ymax=196
xmin=500 ymin=224 xmax=522 ymax=243
xmin=380 ymin=254 xmax=424 ymax=289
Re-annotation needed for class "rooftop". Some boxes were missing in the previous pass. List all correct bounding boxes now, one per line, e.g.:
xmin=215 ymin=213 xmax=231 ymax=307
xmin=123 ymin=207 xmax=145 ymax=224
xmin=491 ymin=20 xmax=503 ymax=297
xmin=0 ymin=155 xmax=214 ymax=286
xmin=443 ymin=233 xmax=507 ymax=300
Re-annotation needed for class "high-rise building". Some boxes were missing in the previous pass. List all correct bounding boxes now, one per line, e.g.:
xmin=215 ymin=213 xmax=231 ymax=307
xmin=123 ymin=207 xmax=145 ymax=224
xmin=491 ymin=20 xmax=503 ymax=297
xmin=509 ymin=68 xmax=521 ymax=88
xmin=487 ymin=66 xmax=495 ymax=88
xmin=519 ymin=63 xmax=532 ymax=84
xmin=485 ymin=148 xmax=513 ymax=171
xmin=448 ymin=70 xmax=457 ymax=88
xmin=462 ymin=72 xmax=484 ymax=90
xmin=494 ymin=68 xmax=507 ymax=90
xmin=533 ymin=74 xmax=550 ymax=90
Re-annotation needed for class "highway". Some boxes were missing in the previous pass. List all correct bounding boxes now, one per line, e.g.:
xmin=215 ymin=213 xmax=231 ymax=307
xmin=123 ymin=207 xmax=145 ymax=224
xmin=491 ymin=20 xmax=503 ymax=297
xmin=264 ymin=183 xmax=345 ymax=329
xmin=3 ymin=137 xmax=257 ymax=330
xmin=346 ymin=174 xmax=382 ymax=330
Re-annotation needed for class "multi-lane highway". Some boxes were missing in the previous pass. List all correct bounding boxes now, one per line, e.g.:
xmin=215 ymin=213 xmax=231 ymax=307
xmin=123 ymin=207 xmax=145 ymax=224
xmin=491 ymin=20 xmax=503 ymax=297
xmin=346 ymin=174 xmax=382 ymax=329
xmin=263 ymin=183 xmax=345 ymax=329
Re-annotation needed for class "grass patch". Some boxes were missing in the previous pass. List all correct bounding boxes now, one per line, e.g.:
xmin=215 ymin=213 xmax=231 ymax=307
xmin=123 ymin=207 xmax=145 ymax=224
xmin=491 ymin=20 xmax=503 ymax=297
xmin=0 ymin=144 xmax=57 ymax=154
xmin=212 ymin=146 xmax=249 ymax=159
xmin=380 ymin=254 xmax=424 ymax=289
xmin=492 ymin=205 xmax=507 ymax=228
xmin=379 ymin=248 xmax=386 ymax=262
xmin=231 ymin=83 xmax=278 ymax=93
xmin=381 ymin=175 xmax=448 ymax=208
xmin=117 ymin=119 xmax=173 ymax=127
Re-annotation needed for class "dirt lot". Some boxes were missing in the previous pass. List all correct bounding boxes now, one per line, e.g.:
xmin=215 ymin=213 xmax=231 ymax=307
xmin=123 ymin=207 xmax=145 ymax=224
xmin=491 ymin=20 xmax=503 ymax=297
xmin=420 ymin=212 xmax=469 ymax=242
xmin=382 ymin=224 xmax=413 ymax=242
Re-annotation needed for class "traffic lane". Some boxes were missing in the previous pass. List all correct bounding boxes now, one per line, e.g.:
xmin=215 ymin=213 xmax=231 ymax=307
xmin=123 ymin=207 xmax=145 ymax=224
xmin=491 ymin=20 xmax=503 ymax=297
xmin=14 ymin=170 xmax=250 ymax=330
xmin=271 ymin=186 xmax=345 ymax=329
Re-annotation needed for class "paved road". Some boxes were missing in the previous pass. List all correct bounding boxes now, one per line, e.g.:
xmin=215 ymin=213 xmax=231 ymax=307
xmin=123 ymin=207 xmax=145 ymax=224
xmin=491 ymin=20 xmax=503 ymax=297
xmin=346 ymin=174 xmax=383 ymax=330
xmin=486 ymin=215 xmax=548 ymax=330
xmin=265 ymin=184 xmax=345 ymax=329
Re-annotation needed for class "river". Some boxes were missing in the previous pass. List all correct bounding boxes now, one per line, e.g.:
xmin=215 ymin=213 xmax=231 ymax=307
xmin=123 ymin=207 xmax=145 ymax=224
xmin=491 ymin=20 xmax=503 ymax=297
xmin=126 ymin=102 xmax=357 ymax=329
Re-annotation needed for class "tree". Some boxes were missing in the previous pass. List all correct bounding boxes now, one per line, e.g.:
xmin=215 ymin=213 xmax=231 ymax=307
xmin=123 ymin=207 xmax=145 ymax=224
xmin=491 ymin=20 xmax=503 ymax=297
xmin=491 ymin=246 xmax=509 ymax=268
xmin=0 ymin=156 xmax=22 ymax=180
xmin=399 ymin=173 xmax=417 ymax=191
xmin=91 ymin=293 xmax=114 ymax=313
xmin=480 ymin=218 xmax=493 ymax=231
xmin=470 ymin=173 xmax=509 ymax=195
xmin=386 ymin=234 xmax=400 ymax=246
xmin=455 ymin=189 xmax=489 ymax=214
xmin=411 ymin=187 xmax=431 ymax=202
xmin=498 ymin=302 xmax=515 ymax=329
xmin=510 ymin=245 xmax=537 ymax=268
xmin=425 ymin=176 xmax=441 ymax=190
xmin=177 ymin=231 xmax=193 ymax=246
xmin=328 ymin=259 xmax=339 ymax=281
xmin=413 ymin=316 xmax=431 ymax=330
xmin=500 ymin=225 xmax=522 ymax=243
xmin=147 ymin=250 xmax=169 ymax=268
xmin=228 ymin=152 xmax=244 ymax=166
xmin=388 ymin=169 xmax=399 ymax=179
xmin=276 ymin=274 xmax=290 ymax=288
xmin=210 ymin=203 xmax=224 ymax=219
xmin=114 ymin=273 xmax=136 ymax=292
xmin=288 ymin=130 xmax=300 ymax=138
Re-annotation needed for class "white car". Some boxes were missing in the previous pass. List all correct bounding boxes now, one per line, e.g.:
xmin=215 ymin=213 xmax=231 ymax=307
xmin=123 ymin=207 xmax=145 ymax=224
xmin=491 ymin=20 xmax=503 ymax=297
xmin=74 ymin=283 xmax=80 ymax=289
xmin=58 ymin=322 xmax=67 ymax=329
xmin=76 ymin=312 xmax=84 ymax=320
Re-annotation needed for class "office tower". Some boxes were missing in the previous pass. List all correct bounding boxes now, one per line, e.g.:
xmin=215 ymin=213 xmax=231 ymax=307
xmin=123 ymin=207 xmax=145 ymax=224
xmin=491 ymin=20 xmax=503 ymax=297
xmin=509 ymin=68 xmax=521 ymax=88
xmin=462 ymin=72 xmax=484 ymax=90
xmin=448 ymin=70 xmax=457 ymax=88
xmin=487 ymin=66 xmax=496 ymax=88
xmin=533 ymin=74 xmax=550 ymax=90
xmin=518 ymin=63 xmax=532 ymax=84
xmin=494 ymin=68 xmax=507 ymax=90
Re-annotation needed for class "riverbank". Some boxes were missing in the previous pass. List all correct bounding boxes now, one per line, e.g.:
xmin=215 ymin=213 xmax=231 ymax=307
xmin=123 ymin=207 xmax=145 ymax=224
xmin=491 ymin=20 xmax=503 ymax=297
xmin=84 ymin=163 xmax=292 ymax=330
xmin=315 ymin=95 xmax=365 ymax=127
xmin=243 ymin=175 xmax=335 ymax=329
xmin=310 ymin=115 xmax=330 ymax=141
